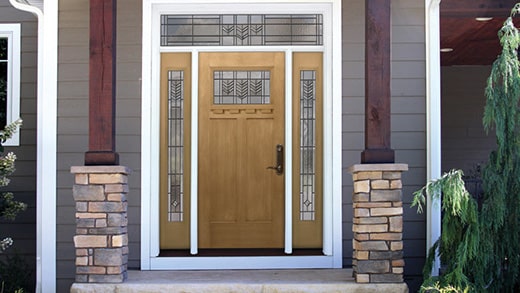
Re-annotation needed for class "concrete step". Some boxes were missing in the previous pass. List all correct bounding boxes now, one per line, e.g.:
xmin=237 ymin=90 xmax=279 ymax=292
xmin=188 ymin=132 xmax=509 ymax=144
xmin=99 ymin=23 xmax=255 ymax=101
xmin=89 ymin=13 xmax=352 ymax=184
xmin=70 ymin=269 xmax=409 ymax=293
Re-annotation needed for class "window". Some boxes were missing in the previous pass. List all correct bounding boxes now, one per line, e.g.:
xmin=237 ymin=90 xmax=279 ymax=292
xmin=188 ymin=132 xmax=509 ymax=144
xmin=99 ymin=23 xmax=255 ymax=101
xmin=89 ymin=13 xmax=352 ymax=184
xmin=0 ymin=24 xmax=20 ymax=145
xmin=160 ymin=14 xmax=323 ymax=46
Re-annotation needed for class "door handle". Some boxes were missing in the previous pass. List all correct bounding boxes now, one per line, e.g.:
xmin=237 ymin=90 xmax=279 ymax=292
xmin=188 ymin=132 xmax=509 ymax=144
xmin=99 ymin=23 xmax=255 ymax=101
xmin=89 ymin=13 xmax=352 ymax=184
xmin=267 ymin=144 xmax=284 ymax=175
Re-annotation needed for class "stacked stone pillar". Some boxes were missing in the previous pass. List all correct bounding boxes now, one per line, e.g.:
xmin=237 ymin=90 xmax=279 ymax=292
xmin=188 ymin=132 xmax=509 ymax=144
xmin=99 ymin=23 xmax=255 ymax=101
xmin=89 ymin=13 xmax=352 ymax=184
xmin=71 ymin=166 xmax=131 ymax=283
xmin=348 ymin=164 xmax=408 ymax=283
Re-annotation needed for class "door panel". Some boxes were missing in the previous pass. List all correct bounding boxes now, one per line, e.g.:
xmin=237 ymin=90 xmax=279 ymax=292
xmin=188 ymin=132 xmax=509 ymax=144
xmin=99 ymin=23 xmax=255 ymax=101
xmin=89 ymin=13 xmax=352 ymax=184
xmin=198 ymin=52 xmax=285 ymax=249
xmin=292 ymin=52 xmax=323 ymax=248
xmin=244 ymin=118 xmax=274 ymax=222
xmin=207 ymin=119 xmax=238 ymax=223
xmin=160 ymin=53 xmax=192 ymax=249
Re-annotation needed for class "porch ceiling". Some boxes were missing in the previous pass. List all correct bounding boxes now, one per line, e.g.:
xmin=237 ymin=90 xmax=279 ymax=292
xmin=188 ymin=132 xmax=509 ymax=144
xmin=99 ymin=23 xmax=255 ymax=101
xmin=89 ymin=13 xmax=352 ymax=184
xmin=440 ymin=0 xmax=520 ymax=66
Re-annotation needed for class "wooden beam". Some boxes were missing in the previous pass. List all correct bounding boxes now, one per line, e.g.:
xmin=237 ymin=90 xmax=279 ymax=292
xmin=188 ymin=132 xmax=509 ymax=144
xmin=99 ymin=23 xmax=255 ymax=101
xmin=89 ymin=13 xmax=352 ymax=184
xmin=85 ymin=0 xmax=119 ymax=165
xmin=361 ymin=0 xmax=394 ymax=164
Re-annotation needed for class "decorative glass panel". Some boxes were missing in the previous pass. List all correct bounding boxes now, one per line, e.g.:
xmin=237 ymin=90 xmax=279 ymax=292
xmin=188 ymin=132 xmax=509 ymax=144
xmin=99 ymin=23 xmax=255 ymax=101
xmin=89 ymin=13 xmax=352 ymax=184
xmin=300 ymin=70 xmax=316 ymax=221
xmin=213 ymin=70 xmax=270 ymax=104
xmin=161 ymin=14 xmax=323 ymax=46
xmin=168 ymin=70 xmax=184 ymax=222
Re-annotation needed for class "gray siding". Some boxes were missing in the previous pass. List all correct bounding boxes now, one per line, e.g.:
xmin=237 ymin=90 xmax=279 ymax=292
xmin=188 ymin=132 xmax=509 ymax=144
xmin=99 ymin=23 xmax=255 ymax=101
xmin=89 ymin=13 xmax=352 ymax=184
xmin=441 ymin=66 xmax=495 ymax=175
xmin=56 ymin=0 xmax=142 ymax=291
xmin=342 ymin=0 xmax=426 ymax=290
xmin=391 ymin=3 xmax=427 ymax=289
xmin=0 ymin=0 xmax=38 ymax=291
xmin=57 ymin=1 xmax=89 ymax=289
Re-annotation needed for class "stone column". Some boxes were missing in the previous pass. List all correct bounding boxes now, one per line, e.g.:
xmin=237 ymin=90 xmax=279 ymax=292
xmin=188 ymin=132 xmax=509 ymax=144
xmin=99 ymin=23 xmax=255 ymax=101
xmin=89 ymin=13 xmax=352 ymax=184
xmin=71 ymin=166 xmax=131 ymax=283
xmin=348 ymin=164 xmax=408 ymax=283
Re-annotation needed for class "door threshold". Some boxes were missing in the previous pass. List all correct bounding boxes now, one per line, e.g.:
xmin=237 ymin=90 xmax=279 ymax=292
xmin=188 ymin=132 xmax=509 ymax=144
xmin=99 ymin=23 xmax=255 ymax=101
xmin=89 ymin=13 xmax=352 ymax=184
xmin=159 ymin=248 xmax=324 ymax=257
xmin=149 ymin=254 xmax=339 ymax=270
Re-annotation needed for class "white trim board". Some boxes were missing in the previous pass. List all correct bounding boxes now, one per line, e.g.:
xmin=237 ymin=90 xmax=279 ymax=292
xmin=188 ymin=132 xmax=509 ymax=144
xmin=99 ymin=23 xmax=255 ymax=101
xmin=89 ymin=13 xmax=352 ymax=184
xmin=425 ymin=0 xmax=442 ymax=276
xmin=8 ymin=0 xmax=59 ymax=292
xmin=141 ymin=0 xmax=342 ymax=270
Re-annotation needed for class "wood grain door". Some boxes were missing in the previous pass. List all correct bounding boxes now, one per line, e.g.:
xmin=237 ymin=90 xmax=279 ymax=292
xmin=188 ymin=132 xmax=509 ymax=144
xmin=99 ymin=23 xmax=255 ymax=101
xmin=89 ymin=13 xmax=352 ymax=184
xmin=198 ymin=52 xmax=285 ymax=249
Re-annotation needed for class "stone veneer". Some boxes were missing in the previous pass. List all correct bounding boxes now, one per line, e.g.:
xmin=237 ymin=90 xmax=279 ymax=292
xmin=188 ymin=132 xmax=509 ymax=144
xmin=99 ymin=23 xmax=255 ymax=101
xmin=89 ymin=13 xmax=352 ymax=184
xmin=348 ymin=164 xmax=408 ymax=283
xmin=71 ymin=166 xmax=131 ymax=283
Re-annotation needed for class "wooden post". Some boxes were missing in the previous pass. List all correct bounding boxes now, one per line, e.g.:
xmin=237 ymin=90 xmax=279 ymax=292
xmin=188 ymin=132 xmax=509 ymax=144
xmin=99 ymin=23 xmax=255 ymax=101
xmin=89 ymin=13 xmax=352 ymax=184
xmin=85 ymin=0 xmax=119 ymax=165
xmin=362 ymin=0 xmax=395 ymax=163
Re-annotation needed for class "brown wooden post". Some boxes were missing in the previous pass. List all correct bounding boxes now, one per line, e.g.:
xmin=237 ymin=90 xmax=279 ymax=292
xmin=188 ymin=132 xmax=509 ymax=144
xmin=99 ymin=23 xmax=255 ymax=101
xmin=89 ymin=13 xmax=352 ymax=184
xmin=362 ymin=0 xmax=395 ymax=163
xmin=85 ymin=0 xmax=119 ymax=165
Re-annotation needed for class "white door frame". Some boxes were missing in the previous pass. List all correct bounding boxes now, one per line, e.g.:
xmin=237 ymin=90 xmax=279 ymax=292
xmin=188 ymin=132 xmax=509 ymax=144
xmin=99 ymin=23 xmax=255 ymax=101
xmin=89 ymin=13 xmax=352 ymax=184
xmin=141 ymin=0 xmax=343 ymax=270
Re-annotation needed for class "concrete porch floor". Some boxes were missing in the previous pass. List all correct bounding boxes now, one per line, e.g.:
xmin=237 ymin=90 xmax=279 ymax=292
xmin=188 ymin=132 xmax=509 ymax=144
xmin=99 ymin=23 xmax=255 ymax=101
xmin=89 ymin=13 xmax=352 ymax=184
xmin=70 ymin=269 xmax=409 ymax=293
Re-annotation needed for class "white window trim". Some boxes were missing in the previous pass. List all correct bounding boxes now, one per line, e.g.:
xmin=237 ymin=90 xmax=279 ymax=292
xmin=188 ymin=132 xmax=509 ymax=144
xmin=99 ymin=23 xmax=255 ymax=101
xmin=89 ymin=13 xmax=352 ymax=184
xmin=141 ymin=0 xmax=342 ymax=270
xmin=0 ymin=23 xmax=21 ymax=146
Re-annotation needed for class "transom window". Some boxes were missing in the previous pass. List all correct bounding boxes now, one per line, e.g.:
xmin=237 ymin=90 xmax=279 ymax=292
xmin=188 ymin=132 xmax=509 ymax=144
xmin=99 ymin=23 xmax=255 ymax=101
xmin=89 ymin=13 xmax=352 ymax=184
xmin=160 ymin=14 xmax=323 ymax=46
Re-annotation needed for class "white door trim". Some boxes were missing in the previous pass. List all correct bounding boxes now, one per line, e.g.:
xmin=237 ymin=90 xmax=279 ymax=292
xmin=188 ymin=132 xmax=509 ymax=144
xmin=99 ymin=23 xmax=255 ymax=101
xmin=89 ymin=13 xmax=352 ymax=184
xmin=190 ymin=50 xmax=199 ymax=255
xmin=284 ymin=50 xmax=293 ymax=255
xmin=141 ymin=0 xmax=342 ymax=270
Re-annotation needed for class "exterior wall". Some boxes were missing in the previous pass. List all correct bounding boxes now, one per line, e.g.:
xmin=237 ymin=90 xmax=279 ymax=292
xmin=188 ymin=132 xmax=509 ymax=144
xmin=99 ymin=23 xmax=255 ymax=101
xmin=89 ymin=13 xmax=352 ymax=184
xmin=55 ymin=0 xmax=426 ymax=291
xmin=0 ymin=0 xmax=37 ymax=290
xmin=342 ymin=0 xmax=426 ymax=290
xmin=441 ymin=66 xmax=495 ymax=175
xmin=56 ymin=0 xmax=142 ymax=291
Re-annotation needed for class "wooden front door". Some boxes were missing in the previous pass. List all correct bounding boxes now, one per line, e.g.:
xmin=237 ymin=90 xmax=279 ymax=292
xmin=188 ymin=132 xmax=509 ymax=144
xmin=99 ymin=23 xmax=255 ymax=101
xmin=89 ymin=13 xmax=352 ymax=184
xmin=198 ymin=52 xmax=285 ymax=249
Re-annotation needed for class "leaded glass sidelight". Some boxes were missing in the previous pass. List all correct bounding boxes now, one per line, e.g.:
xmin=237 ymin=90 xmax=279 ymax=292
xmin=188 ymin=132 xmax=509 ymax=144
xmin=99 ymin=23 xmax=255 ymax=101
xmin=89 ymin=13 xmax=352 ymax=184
xmin=168 ymin=70 xmax=184 ymax=222
xmin=300 ymin=70 xmax=316 ymax=221
xmin=160 ymin=14 xmax=323 ymax=46
xmin=213 ymin=70 xmax=270 ymax=104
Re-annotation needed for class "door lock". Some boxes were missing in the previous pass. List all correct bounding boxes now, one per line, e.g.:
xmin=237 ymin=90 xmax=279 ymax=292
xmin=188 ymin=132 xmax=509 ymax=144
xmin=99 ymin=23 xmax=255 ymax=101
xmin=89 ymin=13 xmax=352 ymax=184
xmin=267 ymin=144 xmax=284 ymax=175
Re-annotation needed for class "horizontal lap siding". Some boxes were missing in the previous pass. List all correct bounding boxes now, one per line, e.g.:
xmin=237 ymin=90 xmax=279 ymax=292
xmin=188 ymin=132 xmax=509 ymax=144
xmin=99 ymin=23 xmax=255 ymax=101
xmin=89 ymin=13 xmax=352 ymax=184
xmin=0 ymin=0 xmax=38 ymax=291
xmin=342 ymin=0 xmax=426 ymax=291
xmin=441 ymin=66 xmax=495 ymax=174
xmin=56 ymin=0 xmax=142 ymax=291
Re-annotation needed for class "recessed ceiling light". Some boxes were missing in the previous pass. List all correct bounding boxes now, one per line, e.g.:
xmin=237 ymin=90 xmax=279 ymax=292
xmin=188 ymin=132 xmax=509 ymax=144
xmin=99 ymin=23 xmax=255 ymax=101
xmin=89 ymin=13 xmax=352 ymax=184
xmin=440 ymin=48 xmax=454 ymax=53
xmin=476 ymin=17 xmax=493 ymax=22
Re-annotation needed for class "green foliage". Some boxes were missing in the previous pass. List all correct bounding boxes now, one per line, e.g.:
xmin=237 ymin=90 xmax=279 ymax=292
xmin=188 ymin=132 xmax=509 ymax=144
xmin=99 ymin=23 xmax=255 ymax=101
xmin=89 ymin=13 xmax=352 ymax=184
xmin=0 ymin=253 xmax=30 ymax=293
xmin=476 ymin=3 xmax=520 ymax=291
xmin=0 ymin=38 xmax=6 ymax=59
xmin=0 ymin=120 xmax=26 ymax=292
xmin=0 ymin=120 xmax=22 ymax=153
xmin=0 ymin=119 xmax=24 ymax=224
xmin=0 ymin=193 xmax=25 ymax=222
xmin=420 ymin=282 xmax=470 ymax=293
xmin=414 ymin=4 xmax=520 ymax=292
xmin=412 ymin=170 xmax=479 ymax=292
